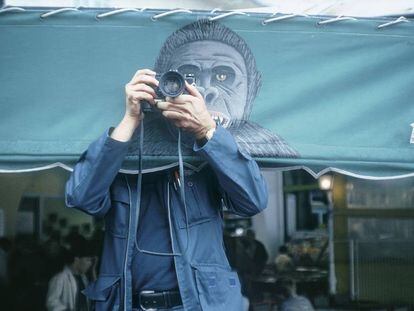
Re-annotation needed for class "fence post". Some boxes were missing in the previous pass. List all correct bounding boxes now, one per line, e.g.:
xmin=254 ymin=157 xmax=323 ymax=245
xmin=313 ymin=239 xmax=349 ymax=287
xmin=349 ymin=239 xmax=355 ymax=300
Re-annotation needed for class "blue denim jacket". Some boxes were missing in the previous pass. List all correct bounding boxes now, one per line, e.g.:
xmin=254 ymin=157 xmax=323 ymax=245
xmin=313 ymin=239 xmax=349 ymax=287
xmin=65 ymin=125 xmax=268 ymax=311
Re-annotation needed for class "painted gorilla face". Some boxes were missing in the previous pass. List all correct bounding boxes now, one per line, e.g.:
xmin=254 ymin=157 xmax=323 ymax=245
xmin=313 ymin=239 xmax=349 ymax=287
xmin=168 ymin=40 xmax=248 ymax=127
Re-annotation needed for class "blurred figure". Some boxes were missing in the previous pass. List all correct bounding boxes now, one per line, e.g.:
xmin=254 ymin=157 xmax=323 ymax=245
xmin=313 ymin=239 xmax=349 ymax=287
xmin=9 ymin=234 xmax=45 ymax=310
xmin=89 ymin=220 xmax=104 ymax=271
xmin=223 ymin=232 xmax=254 ymax=298
xmin=242 ymin=229 xmax=269 ymax=275
xmin=43 ymin=231 xmax=66 ymax=281
xmin=275 ymin=245 xmax=294 ymax=273
xmin=64 ymin=226 xmax=83 ymax=248
xmin=275 ymin=277 xmax=314 ymax=311
xmin=0 ymin=237 xmax=11 ymax=286
xmin=46 ymin=237 xmax=95 ymax=311
xmin=0 ymin=237 xmax=12 ymax=309
xmin=228 ymin=229 xmax=268 ymax=302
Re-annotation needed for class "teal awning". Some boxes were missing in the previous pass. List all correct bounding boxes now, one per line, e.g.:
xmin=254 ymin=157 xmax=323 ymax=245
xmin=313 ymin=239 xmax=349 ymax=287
xmin=1 ymin=7 xmax=413 ymax=179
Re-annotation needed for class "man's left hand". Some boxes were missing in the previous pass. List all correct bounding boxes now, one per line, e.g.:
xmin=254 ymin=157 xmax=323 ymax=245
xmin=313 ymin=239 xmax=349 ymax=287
xmin=156 ymin=82 xmax=216 ymax=140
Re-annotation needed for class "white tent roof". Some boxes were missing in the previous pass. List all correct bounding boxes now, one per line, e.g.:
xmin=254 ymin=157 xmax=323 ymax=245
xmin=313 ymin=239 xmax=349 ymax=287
xmin=4 ymin=0 xmax=414 ymax=17
xmin=247 ymin=0 xmax=414 ymax=17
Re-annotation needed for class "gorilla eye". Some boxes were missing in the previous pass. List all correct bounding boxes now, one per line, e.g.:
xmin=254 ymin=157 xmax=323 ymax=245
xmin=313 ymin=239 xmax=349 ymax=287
xmin=212 ymin=66 xmax=235 ymax=86
xmin=215 ymin=73 xmax=227 ymax=82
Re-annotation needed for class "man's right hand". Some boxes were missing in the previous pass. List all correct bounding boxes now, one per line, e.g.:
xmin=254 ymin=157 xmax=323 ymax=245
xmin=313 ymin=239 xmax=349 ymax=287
xmin=124 ymin=68 xmax=158 ymax=121
xmin=111 ymin=69 xmax=159 ymax=142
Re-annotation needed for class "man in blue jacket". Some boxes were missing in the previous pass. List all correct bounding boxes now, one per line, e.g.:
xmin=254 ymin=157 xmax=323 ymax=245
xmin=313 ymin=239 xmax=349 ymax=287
xmin=66 ymin=65 xmax=268 ymax=310
xmin=66 ymin=69 xmax=267 ymax=311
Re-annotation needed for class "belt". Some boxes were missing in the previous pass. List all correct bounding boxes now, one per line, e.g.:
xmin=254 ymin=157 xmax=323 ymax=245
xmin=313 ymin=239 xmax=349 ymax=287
xmin=133 ymin=290 xmax=182 ymax=310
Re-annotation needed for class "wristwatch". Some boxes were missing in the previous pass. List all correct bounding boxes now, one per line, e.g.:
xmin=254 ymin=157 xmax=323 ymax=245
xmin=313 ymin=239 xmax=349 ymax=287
xmin=197 ymin=127 xmax=216 ymax=146
xmin=205 ymin=127 xmax=216 ymax=140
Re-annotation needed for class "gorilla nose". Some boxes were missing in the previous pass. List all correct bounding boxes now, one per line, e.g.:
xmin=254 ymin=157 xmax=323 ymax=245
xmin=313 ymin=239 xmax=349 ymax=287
xmin=203 ymin=87 xmax=219 ymax=105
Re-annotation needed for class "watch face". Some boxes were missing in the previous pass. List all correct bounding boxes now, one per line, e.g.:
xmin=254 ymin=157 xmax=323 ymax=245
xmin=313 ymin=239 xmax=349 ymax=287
xmin=206 ymin=128 xmax=215 ymax=140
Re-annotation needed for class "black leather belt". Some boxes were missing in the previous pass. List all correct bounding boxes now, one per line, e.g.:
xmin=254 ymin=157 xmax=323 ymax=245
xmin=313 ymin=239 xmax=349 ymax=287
xmin=133 ymin=290 xmax=182 ymax=310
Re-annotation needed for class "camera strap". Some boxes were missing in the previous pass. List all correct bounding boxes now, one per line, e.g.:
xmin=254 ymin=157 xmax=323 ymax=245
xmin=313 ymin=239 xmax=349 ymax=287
xmin=134 ymin=118 xmax=190 ymax=257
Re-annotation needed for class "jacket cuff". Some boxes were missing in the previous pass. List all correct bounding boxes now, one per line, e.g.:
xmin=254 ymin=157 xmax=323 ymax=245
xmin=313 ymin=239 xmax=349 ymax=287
xmin=193 ymin=125 xmax=238 ymax=158
xmin=104 ymin=127 xmax=132 ymax=150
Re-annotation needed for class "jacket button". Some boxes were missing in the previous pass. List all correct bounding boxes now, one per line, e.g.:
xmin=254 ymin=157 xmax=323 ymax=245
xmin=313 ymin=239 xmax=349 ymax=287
xmin=187 ymin=181 xmax=193 ymax=187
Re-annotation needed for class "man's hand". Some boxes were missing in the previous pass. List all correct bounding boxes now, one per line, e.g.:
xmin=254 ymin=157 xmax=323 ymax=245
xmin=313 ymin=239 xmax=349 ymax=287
xmin=124 ymin=68 xmax=158 ymax=122
xmin=157 ymin=82 xmax=216 ymax=140
xmin=111 ymin=69 xmax=158 ymax=142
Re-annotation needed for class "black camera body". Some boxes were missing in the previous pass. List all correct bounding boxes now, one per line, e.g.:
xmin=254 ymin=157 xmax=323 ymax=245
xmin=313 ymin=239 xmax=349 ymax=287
xmin=141 ymin=70 xmax=195 ymax=113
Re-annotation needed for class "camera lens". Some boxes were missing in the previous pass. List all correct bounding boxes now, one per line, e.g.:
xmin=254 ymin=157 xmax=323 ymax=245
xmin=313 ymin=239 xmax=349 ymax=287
xmin=164 ymin=80 xmax=180 ymax=94
xmin=159 ymin=71 xmax=185 ymax=97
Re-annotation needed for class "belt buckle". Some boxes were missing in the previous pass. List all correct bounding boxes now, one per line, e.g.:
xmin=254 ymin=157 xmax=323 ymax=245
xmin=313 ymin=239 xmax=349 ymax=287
xmin=139 ymin=290 xmax=157 ymax=311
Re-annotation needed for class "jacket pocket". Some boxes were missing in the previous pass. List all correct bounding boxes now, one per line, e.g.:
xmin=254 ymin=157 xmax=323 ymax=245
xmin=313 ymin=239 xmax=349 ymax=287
xmin=83 ymin=275 xmax=121 ymax=311
xmin=193 ymin=264 xmax=243 ymax=310
xmin=106 ymin=188 xmax=129 ymax=238
xmin=175 ymin=176 xmax=219 ymax=229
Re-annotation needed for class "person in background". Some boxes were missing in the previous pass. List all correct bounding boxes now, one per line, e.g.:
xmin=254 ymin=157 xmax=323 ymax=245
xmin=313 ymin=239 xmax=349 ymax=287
xmin=242 ymin=229 xmax=269 ymax=275
xmin=275 ymin=245 xmax=295 ymax=274
xmin=46 ymin=238 xmax=96 ymax=311
xmin=43 ymin=231 xmax=66 ymax=281
xmin=0 ymin=237 xmax=11 ymax=286
xmin=0 ymin=237 xmax=12 ymax=309
xmin=9 ymin=235 xmax=44 ymax=310
xmin=275 ymin=277 xmax=314 ymax=311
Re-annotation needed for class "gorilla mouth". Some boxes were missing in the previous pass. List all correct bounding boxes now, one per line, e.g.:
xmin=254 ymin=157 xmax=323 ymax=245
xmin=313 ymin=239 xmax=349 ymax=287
xmin=209 ymin=110 xmax=231 ymax=128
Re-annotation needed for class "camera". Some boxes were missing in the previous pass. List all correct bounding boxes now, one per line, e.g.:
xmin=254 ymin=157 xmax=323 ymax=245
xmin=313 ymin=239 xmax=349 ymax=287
xmin=141 ymin=70 xmax=195 ymax=113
